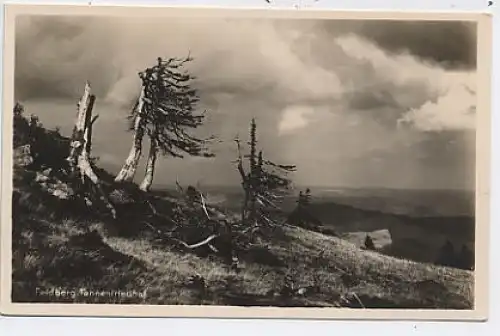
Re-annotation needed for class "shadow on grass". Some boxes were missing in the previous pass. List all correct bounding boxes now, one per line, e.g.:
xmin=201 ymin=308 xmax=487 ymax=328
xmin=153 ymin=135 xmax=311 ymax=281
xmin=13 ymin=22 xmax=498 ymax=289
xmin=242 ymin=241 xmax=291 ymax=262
xmin=12 ymin=214 xmax=151 ymax=304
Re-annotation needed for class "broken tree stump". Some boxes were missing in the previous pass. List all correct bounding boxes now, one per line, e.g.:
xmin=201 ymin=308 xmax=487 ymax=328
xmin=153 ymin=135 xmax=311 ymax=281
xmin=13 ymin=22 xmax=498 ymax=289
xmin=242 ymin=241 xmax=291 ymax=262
xmin=67 ymin=81 xmax=117 ymax=219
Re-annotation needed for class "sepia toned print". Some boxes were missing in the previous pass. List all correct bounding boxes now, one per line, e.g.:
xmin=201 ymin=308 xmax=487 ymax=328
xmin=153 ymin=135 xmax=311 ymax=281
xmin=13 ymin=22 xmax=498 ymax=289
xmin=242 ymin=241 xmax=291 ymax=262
xmin=0 ymin=5 xmax=492 ymax=319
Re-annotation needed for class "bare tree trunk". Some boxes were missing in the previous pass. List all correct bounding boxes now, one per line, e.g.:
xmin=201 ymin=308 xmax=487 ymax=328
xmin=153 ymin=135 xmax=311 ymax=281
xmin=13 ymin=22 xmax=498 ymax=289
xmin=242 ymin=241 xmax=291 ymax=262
xmin=115 ymin=86 xmax=146 ymax=183
xmin=68 ymin=82 xmax=117 ymax=219
xmin=234 ymin=136 xmax=248 ymax=224
xmin=139 ymin=135 xmax=158 ymax=192
xmin=241 ymin=191 xmax=248 ymax=223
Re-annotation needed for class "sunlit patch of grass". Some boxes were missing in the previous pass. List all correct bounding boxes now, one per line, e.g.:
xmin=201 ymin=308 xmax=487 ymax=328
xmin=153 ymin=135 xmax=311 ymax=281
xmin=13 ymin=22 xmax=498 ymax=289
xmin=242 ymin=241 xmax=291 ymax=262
xmin=23 ymin=254 xmax=40 ymax=270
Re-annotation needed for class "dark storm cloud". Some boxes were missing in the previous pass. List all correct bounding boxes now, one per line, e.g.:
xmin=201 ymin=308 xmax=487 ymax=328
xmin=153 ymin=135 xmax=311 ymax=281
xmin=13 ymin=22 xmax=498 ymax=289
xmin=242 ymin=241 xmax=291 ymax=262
xmin=362 ymin=22 xmax=477 ymax=69
xmin=15 ymin=17 xmax=476 ymax=102
xmin=356 ymin=21 xmax=477 ymax=70
xmin=314 ymin=19 xmax=477 ymax=70
xmin=15 ymin=16 xmax=122 ymax=101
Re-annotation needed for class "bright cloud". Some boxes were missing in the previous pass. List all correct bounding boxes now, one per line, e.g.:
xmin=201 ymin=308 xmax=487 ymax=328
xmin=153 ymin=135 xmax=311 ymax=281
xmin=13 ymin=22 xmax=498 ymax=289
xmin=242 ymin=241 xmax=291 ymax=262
xmin=278 ymin=105 xmax=316 ymax=134
xmin=398 ymin=80 xmax=476 ymax=131
xmin=336 ymin=34 xmax=477 ymax=132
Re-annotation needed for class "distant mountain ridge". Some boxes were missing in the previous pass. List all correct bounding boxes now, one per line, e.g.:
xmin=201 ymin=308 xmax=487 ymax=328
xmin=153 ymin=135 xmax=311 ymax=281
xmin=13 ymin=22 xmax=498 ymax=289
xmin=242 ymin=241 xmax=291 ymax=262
xmin=155 ymin=184 xmax=474 ymax=217
xmin=302 ymin=200 xmax=474 ymax=267
xmin=153 ymin=183 xmax=475 ymax=268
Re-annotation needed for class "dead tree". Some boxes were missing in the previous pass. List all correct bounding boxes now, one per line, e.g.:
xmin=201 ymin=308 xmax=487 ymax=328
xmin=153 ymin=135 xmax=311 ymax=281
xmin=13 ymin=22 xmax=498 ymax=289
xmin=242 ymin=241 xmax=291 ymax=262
xmin=139 ymin=56 xmax=214 ymax=192
xmin=114 ymin=87 xmax=146 ymax=183
xmin=67 ymin=82 xmax=117 ymax=219
xmin=234 ymin=118 xmax=296 ymax=230
xmin=115 ymin=56 xmax=214 ymax=192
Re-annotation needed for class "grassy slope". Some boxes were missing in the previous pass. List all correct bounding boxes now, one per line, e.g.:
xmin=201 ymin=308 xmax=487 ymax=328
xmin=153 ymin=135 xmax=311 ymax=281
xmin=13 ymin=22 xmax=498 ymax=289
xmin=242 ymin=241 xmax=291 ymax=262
xmin=12 ymin=170 xmax=473 ymax=309
xmin=10 ymin=120 xmax=474 ymax=309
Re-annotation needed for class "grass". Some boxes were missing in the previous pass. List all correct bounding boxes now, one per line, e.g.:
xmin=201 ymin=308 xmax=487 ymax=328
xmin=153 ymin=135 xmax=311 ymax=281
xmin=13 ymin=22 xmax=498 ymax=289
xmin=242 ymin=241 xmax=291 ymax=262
xmin=11 ymin=181 xmax=473 ymax=308
xmin=10 ymin=115 xmax=474 ymax=309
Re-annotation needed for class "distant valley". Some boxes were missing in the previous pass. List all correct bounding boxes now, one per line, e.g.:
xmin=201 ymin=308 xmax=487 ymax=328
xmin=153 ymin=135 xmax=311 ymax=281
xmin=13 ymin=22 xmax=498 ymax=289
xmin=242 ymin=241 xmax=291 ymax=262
xmin=160 ymin=185 xmax=476 ymax=267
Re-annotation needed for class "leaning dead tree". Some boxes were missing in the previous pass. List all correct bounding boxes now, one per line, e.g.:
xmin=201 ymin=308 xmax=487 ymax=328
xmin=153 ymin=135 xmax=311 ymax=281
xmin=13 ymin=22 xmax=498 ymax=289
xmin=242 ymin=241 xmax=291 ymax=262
xmin=115 ymin=56 xmax=214 ymax=191
xmin=67 ymin=82 xmax=117 ymax=218
xmin=114 ymin=87 xmax=146 ymax=183
xmin=138 ymin=56 xmax=214 ymax=192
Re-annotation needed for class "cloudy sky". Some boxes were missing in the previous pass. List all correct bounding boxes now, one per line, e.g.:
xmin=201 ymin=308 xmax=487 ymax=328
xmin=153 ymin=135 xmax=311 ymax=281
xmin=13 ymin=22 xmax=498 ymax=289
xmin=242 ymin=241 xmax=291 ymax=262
xmin=15 ymin=15 xmax=477 ymax=190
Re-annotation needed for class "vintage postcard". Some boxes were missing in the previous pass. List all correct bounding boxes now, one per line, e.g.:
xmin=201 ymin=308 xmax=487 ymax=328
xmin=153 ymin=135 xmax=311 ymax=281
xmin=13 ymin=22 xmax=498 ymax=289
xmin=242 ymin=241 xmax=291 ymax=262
xmin=0 ymin=4 xmax=492 ymax=320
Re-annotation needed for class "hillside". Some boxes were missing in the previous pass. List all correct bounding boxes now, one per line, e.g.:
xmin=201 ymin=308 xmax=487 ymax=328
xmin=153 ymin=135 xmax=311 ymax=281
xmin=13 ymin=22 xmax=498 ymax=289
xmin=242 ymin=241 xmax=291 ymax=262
xmin=304 ymin=201 xmax=475 ymax=266
xmin=10 ymin=112 xmax=474 ymax=309
xmin=192 ymin=186 xmax=475 ymax=268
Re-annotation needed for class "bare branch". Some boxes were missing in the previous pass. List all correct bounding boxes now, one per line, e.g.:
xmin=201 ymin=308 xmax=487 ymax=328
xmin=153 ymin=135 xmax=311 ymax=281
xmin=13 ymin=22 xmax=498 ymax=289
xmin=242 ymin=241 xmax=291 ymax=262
xmin=208 ymin=244 xmax=219 ymax=253
xmin=351 ymin=292 xmax=366 ymax=309
xmin=234 ymin=136 xmax=247 ymax=182
xmin=199 ymin=191 xmax=211 ymax=220
xmin=145 ymin=199 xmax=158 ymax=215
xmin=90 ymin=115 xmax=99 ymax=126
xmin=142 ymin=220 xmax=163 ymax=235
xmin=174 ymin=234 xmax=218 ymax=249
xmin=175 ymin=179 xmax=185 ymax=193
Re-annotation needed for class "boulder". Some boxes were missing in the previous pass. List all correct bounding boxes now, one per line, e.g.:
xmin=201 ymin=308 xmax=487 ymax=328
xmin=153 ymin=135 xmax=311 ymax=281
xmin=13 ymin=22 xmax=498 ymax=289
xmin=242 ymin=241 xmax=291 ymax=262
xmin=35 ymin=172 xmax=50 ymax=183
xmin=109 ymin=188 xmax=135 ymax=205
xmin=52 ymin=188 xmax=71 ymax=200
xmin=13 ymin=144 xmax=33 ymax=167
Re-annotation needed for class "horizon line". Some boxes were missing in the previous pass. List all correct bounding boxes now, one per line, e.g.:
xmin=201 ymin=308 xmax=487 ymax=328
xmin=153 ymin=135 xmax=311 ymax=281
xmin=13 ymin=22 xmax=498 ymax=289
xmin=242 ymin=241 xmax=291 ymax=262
xmin=153 ymin=183 xmax=475 ymax=193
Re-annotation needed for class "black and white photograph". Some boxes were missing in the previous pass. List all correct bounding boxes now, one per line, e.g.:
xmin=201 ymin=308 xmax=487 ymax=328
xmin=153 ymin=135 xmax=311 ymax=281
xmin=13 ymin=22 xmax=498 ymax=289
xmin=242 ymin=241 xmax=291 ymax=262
xmin=0 ymin=5 xmax=492 ymax=319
